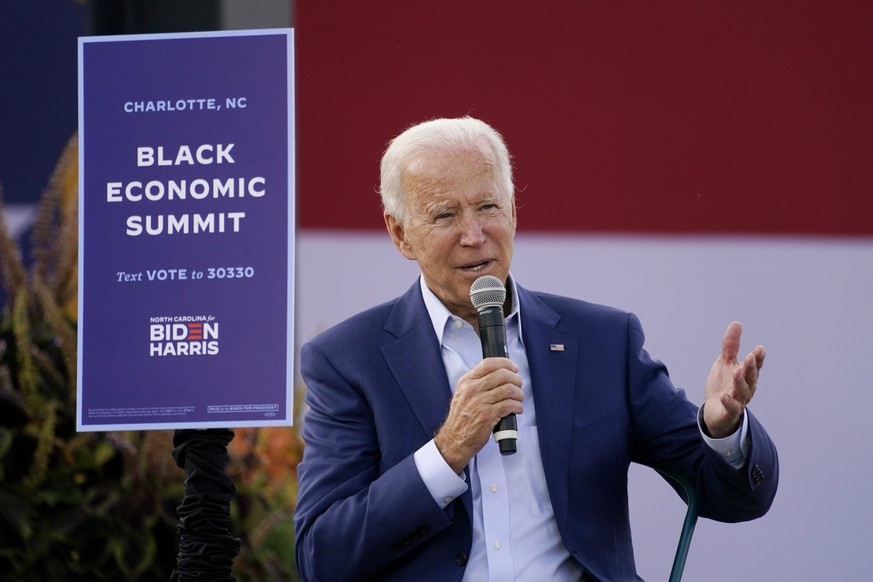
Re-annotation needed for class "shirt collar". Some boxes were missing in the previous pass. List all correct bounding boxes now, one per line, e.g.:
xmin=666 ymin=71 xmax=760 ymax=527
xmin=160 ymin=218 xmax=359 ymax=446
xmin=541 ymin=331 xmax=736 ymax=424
xmin=419 ymin=273 xmax=523 ymax=345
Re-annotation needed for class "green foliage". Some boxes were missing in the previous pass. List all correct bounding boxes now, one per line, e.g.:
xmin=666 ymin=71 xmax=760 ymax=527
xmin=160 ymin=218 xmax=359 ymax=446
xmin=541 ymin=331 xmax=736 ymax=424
xmin=228 ymin=425 xmax=303 ymax=581
xmin=0 ymin=145 xmax=183 ymax=577
xmin=0 ymin=137 xmax=302 ymax=580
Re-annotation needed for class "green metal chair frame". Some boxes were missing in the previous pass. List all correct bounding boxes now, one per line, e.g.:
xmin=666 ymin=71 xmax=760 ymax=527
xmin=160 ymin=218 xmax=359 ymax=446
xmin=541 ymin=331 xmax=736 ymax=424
xmin=655 ymin=468 xmax=699 ymax=582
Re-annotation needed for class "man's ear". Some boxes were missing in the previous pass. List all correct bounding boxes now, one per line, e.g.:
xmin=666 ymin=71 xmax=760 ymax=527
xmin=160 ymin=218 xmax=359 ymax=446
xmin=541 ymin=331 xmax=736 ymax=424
xmin=384 ymin=213 xmax=416 ymax=260
xmin=510 ymin=196 xmax=518 ymax=234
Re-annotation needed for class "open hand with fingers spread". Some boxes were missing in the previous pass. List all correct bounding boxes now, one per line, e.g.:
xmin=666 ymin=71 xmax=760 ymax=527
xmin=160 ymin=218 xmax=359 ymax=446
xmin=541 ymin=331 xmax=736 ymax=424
xmin=703 ymin=321 xmax=766 ymax=438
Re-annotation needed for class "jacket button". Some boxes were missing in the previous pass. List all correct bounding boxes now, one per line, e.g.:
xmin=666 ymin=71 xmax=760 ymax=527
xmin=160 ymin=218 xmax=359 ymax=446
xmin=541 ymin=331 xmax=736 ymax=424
xmin=752 ymin=464 xmax=765 ymax=484
xmin=456 ymin=552 xmax=468 ymax=566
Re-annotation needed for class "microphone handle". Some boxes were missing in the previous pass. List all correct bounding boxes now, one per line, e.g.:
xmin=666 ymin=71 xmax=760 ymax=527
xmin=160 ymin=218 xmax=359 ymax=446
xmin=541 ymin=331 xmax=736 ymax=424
xmin=477 ymin=306 xmax=518 ymax=455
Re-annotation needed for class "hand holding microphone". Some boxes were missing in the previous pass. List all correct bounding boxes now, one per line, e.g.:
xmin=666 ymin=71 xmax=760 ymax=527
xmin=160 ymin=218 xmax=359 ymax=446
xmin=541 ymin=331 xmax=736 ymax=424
xmin=470 ymin=275 xmax=518 ymax=455
xmin=433 ymin=276 xmax=522 ymax=471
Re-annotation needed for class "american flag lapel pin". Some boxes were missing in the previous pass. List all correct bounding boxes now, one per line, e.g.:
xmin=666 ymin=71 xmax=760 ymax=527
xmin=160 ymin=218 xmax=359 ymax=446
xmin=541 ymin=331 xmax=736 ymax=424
xmin=549 ymin=343 xmax=565 ymax=352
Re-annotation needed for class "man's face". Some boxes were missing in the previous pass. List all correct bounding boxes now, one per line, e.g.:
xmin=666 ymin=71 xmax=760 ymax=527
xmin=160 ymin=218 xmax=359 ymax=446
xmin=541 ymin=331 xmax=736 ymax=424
xmin=385 ymin=146 xmax=517 ymax=324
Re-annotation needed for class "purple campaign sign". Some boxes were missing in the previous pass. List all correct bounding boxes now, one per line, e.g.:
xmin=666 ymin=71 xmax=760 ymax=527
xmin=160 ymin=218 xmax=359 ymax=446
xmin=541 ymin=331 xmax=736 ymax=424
xmin=76 ymin=29 xmax=294 ymax=431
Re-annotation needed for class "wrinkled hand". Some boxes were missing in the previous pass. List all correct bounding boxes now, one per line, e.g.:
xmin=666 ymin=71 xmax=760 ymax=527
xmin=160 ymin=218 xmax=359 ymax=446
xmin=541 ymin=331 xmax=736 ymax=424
xmin=434 ymin=358 xmax=524 ymax=473
xmin=703 ymin=321 xmax=765 ymax=438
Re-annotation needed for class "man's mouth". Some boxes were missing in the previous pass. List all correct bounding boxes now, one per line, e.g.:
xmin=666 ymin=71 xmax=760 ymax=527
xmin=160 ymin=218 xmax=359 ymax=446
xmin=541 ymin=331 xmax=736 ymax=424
xmin=460 ymin=261 xmax=490 ymax=272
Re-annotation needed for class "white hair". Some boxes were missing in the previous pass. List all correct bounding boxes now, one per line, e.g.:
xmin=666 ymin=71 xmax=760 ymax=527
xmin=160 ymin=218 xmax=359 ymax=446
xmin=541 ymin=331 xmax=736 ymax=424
xmin=379 ymin=116 xmax=514 ymax=223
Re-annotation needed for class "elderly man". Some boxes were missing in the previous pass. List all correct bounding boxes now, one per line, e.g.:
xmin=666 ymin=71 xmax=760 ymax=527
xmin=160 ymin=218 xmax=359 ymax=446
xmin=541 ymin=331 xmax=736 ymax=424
xmin=293 ymin=117 xmax=778 ymax=581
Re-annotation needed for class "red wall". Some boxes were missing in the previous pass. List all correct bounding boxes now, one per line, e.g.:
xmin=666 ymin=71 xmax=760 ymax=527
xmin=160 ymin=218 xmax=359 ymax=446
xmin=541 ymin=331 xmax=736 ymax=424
xmin=296 ymin=1 xmax=873 ymax=235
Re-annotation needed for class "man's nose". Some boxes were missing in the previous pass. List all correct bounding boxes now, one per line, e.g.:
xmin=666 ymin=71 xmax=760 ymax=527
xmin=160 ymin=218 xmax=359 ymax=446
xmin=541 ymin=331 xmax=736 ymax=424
xmin=459 ymin=214 xmax=486 ymax=246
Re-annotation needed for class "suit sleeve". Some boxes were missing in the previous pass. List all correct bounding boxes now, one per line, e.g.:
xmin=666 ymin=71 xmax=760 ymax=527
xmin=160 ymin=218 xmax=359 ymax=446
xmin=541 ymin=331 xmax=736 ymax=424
xmin=293 ymin=340 xmax=455 ymax=581
xmin=625 ymin=313 xmax=779 ymax=522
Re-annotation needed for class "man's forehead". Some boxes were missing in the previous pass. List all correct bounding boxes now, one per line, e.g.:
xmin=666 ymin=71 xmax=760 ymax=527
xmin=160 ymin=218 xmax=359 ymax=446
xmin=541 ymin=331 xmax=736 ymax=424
xmin=403 ymin=148 xmax=498 ymax=192
xmin=404 ymin=172 xmax=504 ymax=209
xmin=407 ymin=142 xmax=494 ymax=172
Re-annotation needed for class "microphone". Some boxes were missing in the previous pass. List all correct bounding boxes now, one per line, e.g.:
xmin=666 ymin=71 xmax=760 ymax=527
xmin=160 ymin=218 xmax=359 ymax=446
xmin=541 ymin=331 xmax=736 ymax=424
xmin=470 ymin=275 xmax=517 ymax=455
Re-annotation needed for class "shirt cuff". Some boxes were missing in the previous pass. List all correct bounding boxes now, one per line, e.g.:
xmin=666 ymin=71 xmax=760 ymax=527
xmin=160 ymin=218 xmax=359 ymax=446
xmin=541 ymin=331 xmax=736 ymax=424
xmin=698 ymin=406 xmax=751 ymax=470
xmin=413 ymin=439 xmax=468 ymax=509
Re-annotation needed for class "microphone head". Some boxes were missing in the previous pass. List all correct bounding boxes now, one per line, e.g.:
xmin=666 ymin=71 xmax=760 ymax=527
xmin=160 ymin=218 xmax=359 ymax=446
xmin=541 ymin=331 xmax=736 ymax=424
xmin=470 ymin=275 xmax=506 ymax=310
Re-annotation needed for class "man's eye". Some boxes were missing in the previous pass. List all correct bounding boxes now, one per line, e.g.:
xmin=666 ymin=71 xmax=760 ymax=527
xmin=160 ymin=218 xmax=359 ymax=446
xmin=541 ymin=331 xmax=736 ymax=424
xmin=435 ymin=212 xmax=454 ymax=220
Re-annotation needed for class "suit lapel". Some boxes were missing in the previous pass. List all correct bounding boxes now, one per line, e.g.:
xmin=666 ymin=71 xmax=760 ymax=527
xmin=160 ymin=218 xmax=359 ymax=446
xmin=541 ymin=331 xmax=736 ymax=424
xmin=518 ymin=286 xmax=579 ymax=528
xmin=380 ymin=282 xmax=453 ymax=443
xmin=380 ymin=281 xmax=473 ymax=522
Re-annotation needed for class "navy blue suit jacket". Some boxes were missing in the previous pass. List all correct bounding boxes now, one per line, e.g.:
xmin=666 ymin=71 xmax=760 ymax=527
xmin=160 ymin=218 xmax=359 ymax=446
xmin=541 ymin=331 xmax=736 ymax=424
xmin=294 ymin=281 xmax=778 ymax=581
